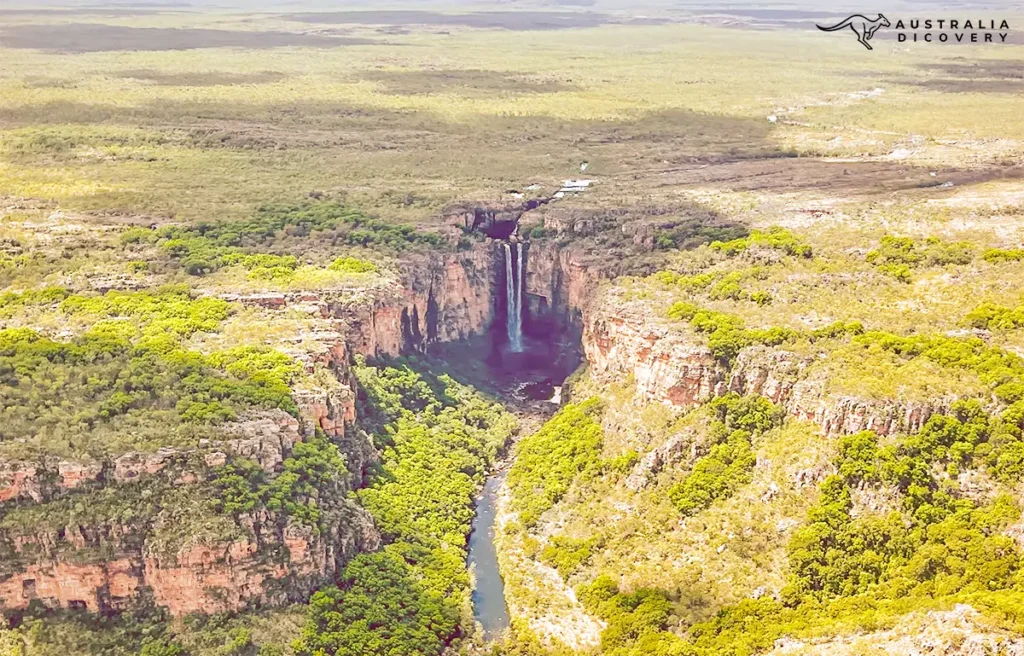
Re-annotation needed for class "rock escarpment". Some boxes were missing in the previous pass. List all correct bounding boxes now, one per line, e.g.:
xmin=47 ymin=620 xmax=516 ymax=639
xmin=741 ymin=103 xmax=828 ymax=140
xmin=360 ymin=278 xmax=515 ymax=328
xmin=226 ymin=243 xmax=497 ymax=359
xmin=0 ymin=245 xmax=504 ymax=620
xmin=524 ymin=242 xmax=600 ymax=334
xmin=0 ymin=486 xmax=378 ymax=617
xmin=582 ymin=309 xmax=952 ymax=437
xmin=0 ymin=355 xmax=379 ymax=617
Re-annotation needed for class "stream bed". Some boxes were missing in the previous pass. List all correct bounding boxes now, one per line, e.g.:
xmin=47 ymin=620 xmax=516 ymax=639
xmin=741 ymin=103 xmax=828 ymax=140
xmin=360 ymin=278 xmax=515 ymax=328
xmin=468 ymin=469 xmax=511 ymax=640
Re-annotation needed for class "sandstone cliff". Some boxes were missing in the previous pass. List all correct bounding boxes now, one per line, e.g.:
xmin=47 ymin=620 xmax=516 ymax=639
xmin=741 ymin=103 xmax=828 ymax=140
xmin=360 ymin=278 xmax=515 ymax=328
xmin=0 ymin=497 xmax=378 ymax=617
xmin=525 ymin=243 xmax=601 ymax=332
xmin=0 ymin=335 xmax=376 ymax=619
xmin=582 ymin=308 xmax=952 ymax=438
xmin=226 ymin=242 xmax=496 ymax=359
xmin=0 ymin=405 xmax=380 ymax=617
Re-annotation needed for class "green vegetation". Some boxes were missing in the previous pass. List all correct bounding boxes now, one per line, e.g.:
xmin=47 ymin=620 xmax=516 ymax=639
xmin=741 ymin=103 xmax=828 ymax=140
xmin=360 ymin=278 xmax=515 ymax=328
xmin=329 ymin=256 xmax=378 ymax=274
xmin=652 ymin=268 xmax=772 ymax=305
xmin=3 ymin=5 xmax=1024 ymax=655
xmin=212 ymin=432 xmax=348 ymax=530
xmin=855 ymin=331 xmax=1024 ymax=404
xmin=0 ymin=288 xmax=301 ymax=458
xmin=652 ymin=222 xmax=747 ymax=252
xmin=0 ymin=286 xmax=70 ymax=317
xmin=297 ymin=551 xmax=454 ymax=656
xmin=709 ymin=227 xmax=812 ymax=258
xmin=0 ymin=476 xmax=241 ymax=567
xmin=58 ymin=285 xmax=232 ymax=338
xmin=0 ymin=605 xmax=305 ymax=656
xmin=576 ymin=576 xmax=677 ymax=656
xmin=668 ymin=395 xmax=782 ymax=516
xmin=122 ymin=200 xmax=438 ymax=276
xmin=540 ymin=535 xmax=604 ymax=579
xmin=294 ymin=360 xmax=515 ymax=656
xmin=982 ymin=248 xmax=1024 ymax=263
xmin=506 ymin=399 xmax=605 ymax=529
xmin=866 ymin=235 xmax=974 ymax=282
xmin=559 ymin=401 xmax=1024 ymax=656
xmin=0 ymin=325 xmax=298 ymax=441
xmin=665 ymin=298 xmax=1024 ymax=407
xmin=665 ymin=301 xmax=864 ymax=362
xmin=965 ymin=302 xmax=1024 ymax=330
xmin=0 ymin=284 xmax=229 ymax=333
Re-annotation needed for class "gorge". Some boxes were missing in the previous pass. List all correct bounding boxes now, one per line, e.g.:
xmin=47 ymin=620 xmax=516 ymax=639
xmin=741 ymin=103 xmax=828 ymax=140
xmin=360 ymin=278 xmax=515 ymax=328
xmin=0 ymin=199 xmax=594 ymax=634
xmin=0 ymin=215 xmax=995 ymax=639
xmin=4 ymin=9 xmax=1023 ymax=654
xmin=5 ymin=194 xmax=1024 ymax=656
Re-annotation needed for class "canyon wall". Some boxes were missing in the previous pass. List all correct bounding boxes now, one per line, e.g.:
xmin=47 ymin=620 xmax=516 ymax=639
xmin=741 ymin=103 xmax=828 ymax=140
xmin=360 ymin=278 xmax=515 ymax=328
xmin=0 ymin=342 xmax=380 ymax=618
xmin=0 ymin=230 xmax=600 ymax=621
xmin=0 ymin=492 xmax=378 ymax=617
xmin=228 ymin=243 xmax=497 ymax=359
xmin=582 ymin=309 xmax=952 ymax=437
xmin=524 ymin=243 xmax=601 ymax=332
xmin=340 ymin=244 xmax=497 ymax=356
xmin=0 ymin=325 xmax=382 ymax=619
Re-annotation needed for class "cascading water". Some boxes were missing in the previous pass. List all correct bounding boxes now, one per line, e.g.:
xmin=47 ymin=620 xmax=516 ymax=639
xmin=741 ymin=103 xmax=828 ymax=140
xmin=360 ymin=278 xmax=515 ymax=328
xmin=504 ymin=243 xmax=523 ymax=352
xmin=515 ymin=242 xmax=524 ymax=346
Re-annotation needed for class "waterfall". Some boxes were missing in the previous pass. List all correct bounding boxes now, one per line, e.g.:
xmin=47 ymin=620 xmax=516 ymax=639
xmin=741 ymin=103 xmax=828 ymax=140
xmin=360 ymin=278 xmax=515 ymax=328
xmin=515 ymin=241 xmax=524 ymax=347
xmin=504 ymin=243 xmax=523 ymax=352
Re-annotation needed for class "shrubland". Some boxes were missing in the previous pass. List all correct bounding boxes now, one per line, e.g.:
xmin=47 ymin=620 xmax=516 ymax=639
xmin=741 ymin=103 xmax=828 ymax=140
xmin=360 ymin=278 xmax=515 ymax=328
xmin=667 ymin=395 xmax=782 ymax=516
xmin=294 ymin=360 xmax=515 ymax=656
xmin=865 ymin=235 xmax=974 ymax=282
xmin=0 ymin=287 xmax=304 ymax=459
xmin=499 ymin=393 xmax=1024 ymax=656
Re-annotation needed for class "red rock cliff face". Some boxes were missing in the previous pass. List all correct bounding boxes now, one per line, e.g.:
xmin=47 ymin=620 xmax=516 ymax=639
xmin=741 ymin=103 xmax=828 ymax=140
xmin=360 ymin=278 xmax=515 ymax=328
xmin=0 ymin=337 xmax=377 ymax=618
xmin=335 ymin=244 xmax=496 ymax=357
xmin=0 ymin=504 xmax=378 ymax=617
xmin=226 ymin=244 xmax=496 ymax=359
xmin=0 ymin=245 xmax=508 ymax=619
xmin=525 ymin=243 xmax=602 ymax=328
xmin=0 ymin=407 xmax=380 ymax=617
xmin=582 ymin=309 xmax=950 ymax=437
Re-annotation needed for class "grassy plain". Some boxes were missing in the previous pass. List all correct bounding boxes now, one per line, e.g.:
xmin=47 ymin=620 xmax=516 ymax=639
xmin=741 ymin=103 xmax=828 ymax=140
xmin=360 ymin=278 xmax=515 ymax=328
xmin=2 ymin=9 xmax=1022 ymax=228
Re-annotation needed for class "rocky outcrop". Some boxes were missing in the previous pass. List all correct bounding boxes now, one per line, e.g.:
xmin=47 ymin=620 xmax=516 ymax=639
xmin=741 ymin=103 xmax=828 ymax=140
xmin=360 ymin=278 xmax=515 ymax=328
xmin=0 ymin=397 xmax=359 ymax=506
xmin=582 ymin=310 xmax=951 ymax=437
xmin=0 ymin=365 xmax=376 ymax=618
xmin=525 ymin=243 xmax=601 ymax=333
xmin=332 ymin=242 xmax=496 ymax=357
xmin=1 ymin=460 xmax=107 ymax=505
xmin=226 ymin=244 xmax=496 ymax=359
xmin=624 ymin=428 xmax=701 ymax=491
xmin=583 ymin=312 xmax=720 ymax=406
xmin=767 ymin=605 xmax=1024 ymax=656
xmin=0 ymin=501 xmax=378 ymax=616
xmin=0 ymin=403 xmax=379 ymax=617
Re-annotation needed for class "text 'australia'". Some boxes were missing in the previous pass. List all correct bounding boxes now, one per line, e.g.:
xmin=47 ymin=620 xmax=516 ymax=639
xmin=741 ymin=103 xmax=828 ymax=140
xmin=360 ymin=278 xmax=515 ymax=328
xmin=895 ymin=18 xmax=1010 ymax=43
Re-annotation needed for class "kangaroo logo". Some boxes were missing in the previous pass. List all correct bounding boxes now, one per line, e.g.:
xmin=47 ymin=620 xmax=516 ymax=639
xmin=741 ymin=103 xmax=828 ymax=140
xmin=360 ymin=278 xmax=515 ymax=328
xmin=817 ymin=13 xmax=891 ymax=50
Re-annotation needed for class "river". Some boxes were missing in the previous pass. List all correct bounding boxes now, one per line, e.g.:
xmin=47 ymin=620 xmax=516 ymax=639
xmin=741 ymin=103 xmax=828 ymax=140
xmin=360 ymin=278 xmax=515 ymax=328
xmin=467 ymin=469 xmax=511 ymax=640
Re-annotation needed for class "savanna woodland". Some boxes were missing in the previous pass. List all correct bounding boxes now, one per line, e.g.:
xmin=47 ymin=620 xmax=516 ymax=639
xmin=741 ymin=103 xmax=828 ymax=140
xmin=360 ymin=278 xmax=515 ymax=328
xmin=2 ymin=1 xmax=1024 ymax=655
